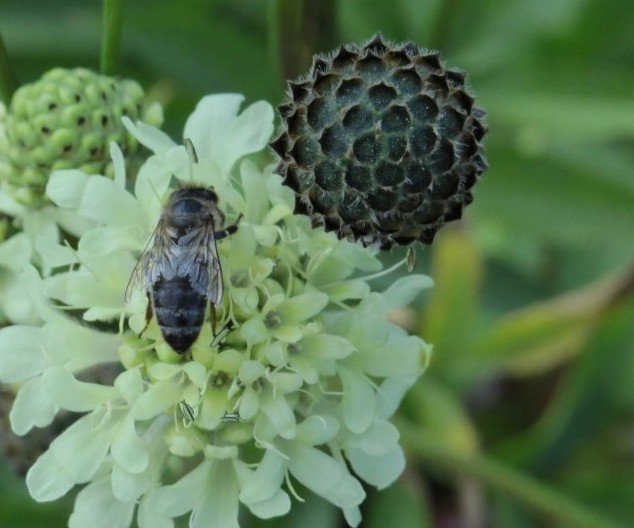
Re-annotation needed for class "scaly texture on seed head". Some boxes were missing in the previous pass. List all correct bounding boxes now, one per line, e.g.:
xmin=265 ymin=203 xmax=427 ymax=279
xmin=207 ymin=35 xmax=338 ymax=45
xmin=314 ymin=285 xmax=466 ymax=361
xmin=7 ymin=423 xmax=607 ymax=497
xmin=0 ymin=68 xmax=161 ymax=206
xmin=272 ymin=34 xmax=488 ymax=249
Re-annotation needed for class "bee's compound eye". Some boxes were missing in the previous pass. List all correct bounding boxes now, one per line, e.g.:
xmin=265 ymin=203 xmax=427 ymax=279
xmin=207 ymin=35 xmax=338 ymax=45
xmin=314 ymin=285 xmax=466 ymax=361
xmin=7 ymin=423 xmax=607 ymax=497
xmin=171 ymin=198 xmax=202 ymax=216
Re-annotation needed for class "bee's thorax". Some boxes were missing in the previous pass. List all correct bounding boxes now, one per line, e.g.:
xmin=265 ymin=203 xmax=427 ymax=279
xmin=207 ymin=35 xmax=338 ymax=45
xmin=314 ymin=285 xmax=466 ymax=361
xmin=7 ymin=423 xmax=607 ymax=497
xmin=167 ymin=197 xmax=211 ymax=229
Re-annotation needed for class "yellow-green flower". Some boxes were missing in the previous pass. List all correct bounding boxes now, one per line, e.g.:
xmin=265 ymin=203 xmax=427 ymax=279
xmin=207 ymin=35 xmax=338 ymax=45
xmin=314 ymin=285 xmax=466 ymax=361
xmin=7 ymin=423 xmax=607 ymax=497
xmin=0 ymin=94 xmax=432 ymax=528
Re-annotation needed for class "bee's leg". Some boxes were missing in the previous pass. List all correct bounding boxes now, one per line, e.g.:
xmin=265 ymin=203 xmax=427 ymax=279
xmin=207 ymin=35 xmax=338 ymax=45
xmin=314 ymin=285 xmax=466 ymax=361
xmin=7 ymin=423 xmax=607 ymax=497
xmin=210 ymin=320 xmax=235 ymax=348
xmin=138 ymin=295 xmax=153 ymax=337
xmin=209 ymin=302 xmax=217 ymax=337
xmin=214 ymin=213 xmax=244 ymax=240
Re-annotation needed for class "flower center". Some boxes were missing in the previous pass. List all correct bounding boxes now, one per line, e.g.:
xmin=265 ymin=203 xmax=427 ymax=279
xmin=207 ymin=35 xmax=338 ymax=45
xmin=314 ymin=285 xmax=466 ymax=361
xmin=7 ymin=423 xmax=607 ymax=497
xmin=230 ymin=269 xmax=250 ymax=288
xmin=264 ymin=310 xmax=283 ymax=329
xmin=210 ymin=371 xmax=231 ymax=388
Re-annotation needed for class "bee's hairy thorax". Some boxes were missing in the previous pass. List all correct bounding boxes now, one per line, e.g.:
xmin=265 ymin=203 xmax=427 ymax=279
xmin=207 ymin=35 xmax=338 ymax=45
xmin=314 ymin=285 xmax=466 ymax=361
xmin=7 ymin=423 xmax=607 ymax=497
xmin=129 ymin=184 xmax=234 ymax=354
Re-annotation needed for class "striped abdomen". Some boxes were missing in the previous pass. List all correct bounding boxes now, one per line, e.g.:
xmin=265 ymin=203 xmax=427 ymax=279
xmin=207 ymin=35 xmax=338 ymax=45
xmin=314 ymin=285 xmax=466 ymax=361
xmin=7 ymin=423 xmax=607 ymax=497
xmin=152 ymin=277 xmax=207 ymax=353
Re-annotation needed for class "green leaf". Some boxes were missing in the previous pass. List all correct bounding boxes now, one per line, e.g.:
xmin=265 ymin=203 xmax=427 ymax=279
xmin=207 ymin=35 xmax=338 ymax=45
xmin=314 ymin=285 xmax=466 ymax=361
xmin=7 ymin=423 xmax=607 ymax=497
xmin=471 ymin=271 xmax=633 ymax=376
xmin=453 ymin=0 xmax=597 ymax=71
xmin=491 ymin=94 xmax=634 ymax=142
xmin=473 ymin=145 xmax=634 ymax=256
xmin=404 ymin=380 xmax=479 ymax=456
xmin=419 ymin=229 xmax=483 ymax=375
xmin=493 ymin=300 xmax=634 ymax=472
xmin=490 ymin=496 xmax=536 ymax=528
xmin=400 ymin=421 xmax=629 ymax=528
xmin=559 ymin=463 xmax=634 ymax=527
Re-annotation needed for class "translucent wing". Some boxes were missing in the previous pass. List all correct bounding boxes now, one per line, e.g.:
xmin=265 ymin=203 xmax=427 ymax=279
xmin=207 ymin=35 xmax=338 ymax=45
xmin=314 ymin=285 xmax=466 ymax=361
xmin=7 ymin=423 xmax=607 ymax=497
xmin=124 ymin=219 xmax=170 ymax=303
xmin=178 ymin=221 xmax=224 ymax=305
xmin=206 ymin=233 xmax=224 ymax=305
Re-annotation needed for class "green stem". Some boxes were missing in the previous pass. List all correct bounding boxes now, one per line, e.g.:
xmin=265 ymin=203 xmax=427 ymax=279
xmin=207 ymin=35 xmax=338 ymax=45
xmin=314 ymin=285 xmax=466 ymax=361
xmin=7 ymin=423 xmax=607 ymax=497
xmin=0 ymin=30 xmax=18 ymax=103
xmin=400 ymin=423 xmax=625 ymax=528
xmin=267 ymin=0 xmax=338 ymax=92
xmin=302 ymin=0 xmax=338 ymax=55
xmin=429 ymin=0 xmax=459 ymax=51
xmin=267 ymin=0 xmax=304 ymax=89
xmin=100 ymin=0 xmax=124 ymax=75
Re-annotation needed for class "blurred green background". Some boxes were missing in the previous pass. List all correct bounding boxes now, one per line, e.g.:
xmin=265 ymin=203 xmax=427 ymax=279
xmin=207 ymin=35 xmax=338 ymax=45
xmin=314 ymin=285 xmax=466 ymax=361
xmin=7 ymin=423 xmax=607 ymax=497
xmin=1 ymin=0 xmax=633 ymax=527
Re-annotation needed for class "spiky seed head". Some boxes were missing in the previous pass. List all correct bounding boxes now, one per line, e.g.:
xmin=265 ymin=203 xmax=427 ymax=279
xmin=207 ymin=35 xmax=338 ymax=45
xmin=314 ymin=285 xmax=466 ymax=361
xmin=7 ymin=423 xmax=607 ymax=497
xmin=271 ymin=34 xmax=488 ymax=249
xmin=1 ymin=68 xmax=161 ymax=207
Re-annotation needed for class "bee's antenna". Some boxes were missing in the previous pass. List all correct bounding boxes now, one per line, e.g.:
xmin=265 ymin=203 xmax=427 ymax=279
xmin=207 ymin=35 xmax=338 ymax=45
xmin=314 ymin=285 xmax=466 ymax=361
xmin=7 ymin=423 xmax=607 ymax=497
xmin=184 ymin=138 xmax=198 ymax=182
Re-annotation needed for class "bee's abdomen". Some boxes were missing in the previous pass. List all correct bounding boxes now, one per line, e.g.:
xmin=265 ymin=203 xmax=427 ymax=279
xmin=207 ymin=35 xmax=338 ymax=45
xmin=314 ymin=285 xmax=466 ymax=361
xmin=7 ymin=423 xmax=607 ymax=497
xmin=152 ymin=277 xmax=207 ymax=353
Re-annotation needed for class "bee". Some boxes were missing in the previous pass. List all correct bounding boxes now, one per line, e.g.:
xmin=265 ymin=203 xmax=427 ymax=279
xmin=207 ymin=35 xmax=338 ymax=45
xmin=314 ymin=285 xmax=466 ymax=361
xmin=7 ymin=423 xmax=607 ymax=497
xmin=126 ymin=183 xmax=241 ymax=353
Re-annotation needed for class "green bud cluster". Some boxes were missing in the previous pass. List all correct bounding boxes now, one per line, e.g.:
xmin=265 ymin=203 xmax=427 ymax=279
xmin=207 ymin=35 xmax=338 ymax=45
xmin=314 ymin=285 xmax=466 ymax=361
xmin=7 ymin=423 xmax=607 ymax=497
xmin=1 ymin=68 xmax=160 ymax=206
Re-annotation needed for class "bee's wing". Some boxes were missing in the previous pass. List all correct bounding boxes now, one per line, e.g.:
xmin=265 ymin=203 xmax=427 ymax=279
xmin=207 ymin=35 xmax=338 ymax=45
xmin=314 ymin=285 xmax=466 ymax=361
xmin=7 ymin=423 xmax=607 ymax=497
xmin=124 ymin=219 xmax=170 ymax=304
xmin=207 ymin=233 xmax=224 ymax=305
xmin=182 ymin=222 xmax=224 ymax=305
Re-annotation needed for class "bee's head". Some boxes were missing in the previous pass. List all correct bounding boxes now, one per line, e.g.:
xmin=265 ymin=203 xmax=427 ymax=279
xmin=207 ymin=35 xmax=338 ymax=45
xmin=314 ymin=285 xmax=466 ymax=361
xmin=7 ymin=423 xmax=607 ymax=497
xmin=167 ymin=186 xmax=220 ymax=228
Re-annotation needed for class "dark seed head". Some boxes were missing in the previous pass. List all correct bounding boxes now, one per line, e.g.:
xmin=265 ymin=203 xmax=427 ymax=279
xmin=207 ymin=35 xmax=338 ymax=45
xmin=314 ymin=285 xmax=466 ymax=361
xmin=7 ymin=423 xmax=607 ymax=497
xmin=271 ymin=34 xmax=487 ymax=249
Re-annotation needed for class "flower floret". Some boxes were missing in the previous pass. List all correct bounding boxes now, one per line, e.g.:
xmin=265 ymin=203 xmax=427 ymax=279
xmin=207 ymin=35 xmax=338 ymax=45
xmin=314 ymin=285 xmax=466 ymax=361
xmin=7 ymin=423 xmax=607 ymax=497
xmin=0 ymin=94 xmax=432 ymax=528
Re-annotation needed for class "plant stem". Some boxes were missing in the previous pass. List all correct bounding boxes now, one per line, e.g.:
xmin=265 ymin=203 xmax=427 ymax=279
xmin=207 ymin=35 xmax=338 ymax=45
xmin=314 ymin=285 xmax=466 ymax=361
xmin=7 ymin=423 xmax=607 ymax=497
xmin=267 ymin=0 xmax=338 ymax=92
xmin=429 ymin=0 xmax=459 ymax=51
xmin=0 ymin=30 xmax=17 ymax=103
xmin=267 ymin=0 xmax=304 ymax=90
xmin=400 ymin=423 xmax=625 ymax=528
xmin=302 ymin=0 xmax=338 ymax=56
xmin=100 ymin=0 xmax=124 ymax=75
